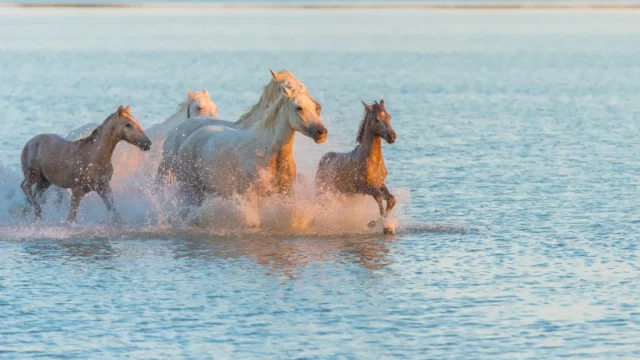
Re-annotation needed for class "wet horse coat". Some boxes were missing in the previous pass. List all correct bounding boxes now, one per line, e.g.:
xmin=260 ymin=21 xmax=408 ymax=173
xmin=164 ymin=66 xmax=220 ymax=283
xmin=21 ymin=106 xmax=151 ymax=223
xmin=156 ymin=70 xmax=321 ymax=187
xmin=172 ymin=83 xmax=328 ymax=227
xmin=316 ymin=100 xmax=397 ymax=234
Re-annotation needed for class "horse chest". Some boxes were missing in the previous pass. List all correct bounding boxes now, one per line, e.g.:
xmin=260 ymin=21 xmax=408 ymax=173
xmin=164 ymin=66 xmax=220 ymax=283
xmin=362 ymin=160 xmax=387 ymax=186
xmin=263 ymin=150 xmax=295 ymax=193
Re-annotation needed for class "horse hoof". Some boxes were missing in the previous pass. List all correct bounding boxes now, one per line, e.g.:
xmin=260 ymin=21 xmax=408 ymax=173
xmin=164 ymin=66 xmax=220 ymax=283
xmin=383 ymin=226 xmax=395 ymax=235
xmin=367 ymin=220 xmax=377 ymax=228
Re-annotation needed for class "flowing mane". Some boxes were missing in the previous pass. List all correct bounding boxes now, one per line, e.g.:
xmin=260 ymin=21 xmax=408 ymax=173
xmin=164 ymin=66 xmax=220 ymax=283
xmin=250 ymin=94 xmax=287 ymax=132
xmin=235 ymin=70 xmax=317 ymax=128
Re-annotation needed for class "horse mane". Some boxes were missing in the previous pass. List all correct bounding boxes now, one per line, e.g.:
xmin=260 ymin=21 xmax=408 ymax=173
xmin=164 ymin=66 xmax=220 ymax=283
xmin=356 ymin=101 xmax=385 ymax=143
xmin=166 ymin=92 xmax=199 ymax=124
xmin=236 ymin=70 xmax=307 ymax=126
xmin=75 ymin=112 xmax=115 ymax=146
xmin=251 ymin=94 xmax=288 ymax=131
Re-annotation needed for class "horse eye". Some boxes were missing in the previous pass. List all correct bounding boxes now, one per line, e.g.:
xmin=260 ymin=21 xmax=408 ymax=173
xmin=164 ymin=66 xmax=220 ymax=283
xmin=125 ymin=123 xmax=133 ymax=129
xmin=296 ymin=106 xmax=303 ymax=112
xmin=197 ymin=106 xmax=202 ymax=111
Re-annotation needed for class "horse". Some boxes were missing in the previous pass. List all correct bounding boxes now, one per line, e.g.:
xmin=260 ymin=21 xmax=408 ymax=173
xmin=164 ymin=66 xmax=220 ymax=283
xmin=155 ymin=116 xmax=233 ymax=186
xmin=172 ymin=83 xmax=327 ymax=227
xmin=21 ymin=105 xmax=152 ymax=223
xmin=155 ymin=69 xmax=321 ymax=187
xmin=315 ymin=100 xmax=397 ymax=234
xmin=63 ymin=89 xmax=217 ymax=183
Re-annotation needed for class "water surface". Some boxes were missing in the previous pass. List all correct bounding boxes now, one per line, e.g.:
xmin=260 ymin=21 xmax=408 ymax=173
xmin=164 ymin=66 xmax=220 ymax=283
xmin=1 ymin=7 xmax=639 ymax=358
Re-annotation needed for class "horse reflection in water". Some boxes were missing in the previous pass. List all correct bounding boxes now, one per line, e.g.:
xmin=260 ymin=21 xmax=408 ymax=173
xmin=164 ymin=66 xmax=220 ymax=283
xmin=171 ymin=235 xmax=393 ymax=275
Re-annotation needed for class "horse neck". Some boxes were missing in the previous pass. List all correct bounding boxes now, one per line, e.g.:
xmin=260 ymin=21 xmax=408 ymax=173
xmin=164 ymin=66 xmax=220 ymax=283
xmin=258 ymin=106 xmax=296 ymax=158
xmin=84 ymin=121 xmax=121 ymax=166
xmin=357 ymin=120 xmax=383 ymax=163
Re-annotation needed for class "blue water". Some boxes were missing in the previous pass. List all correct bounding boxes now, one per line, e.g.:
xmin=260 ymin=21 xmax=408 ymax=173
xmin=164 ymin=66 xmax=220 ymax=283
xmin=1 ymin=7 xmax=640 ymax=358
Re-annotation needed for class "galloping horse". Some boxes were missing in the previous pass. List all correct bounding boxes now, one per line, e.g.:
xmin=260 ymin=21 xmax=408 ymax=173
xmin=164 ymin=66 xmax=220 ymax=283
xmin=156 ymin=70 xmax=321 ymax=187
xmin=316 ymin=100 xmax=396 ymax=234
xmin=64 ymin=89 xmax=217 ymax=182
xmin=172 ymin=83 xmax=327 ymax=226
xmin=21 ymin=105 xmax=151 ymax=223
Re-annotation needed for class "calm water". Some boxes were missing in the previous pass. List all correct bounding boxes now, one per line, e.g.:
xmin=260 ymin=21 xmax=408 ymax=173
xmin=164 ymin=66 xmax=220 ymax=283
xmin=1 ymin=7 xmax=640 ymax=358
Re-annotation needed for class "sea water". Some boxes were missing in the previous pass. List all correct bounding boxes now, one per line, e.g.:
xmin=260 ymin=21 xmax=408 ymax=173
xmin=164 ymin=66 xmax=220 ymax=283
xmin=0 ymin=7 xmax=639 ymax=358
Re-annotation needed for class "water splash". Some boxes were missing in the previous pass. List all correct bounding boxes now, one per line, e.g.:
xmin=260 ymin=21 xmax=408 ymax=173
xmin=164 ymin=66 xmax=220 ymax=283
xmin=0 ymin=149 xmax=465 ymax=241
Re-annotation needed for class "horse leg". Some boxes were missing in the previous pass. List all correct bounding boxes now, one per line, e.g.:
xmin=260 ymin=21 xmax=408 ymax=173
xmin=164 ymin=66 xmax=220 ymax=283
xmin=55 ymin=187 xmax=66 ymax=206
xmin=34 ymin=180 xmax=51 ymax=204
xmin=244 ymin=189 xmax=261 ymax=228
xmin=365 ymin=187 xmax=385 ymax=218
xmin=67 ymin=188 xmax=87 ymax=223
xmin=361 ymin=184 xmax=386 ymax=230
xmin=97 ymin=183 xmax=121 ymax=223
xmin=177 ymin=186 xmax=196 ymax=220
xmin=380 ymin=184 xmax=396 ymax=217
xmin=21 ymin=173 xmax=40 ymax=220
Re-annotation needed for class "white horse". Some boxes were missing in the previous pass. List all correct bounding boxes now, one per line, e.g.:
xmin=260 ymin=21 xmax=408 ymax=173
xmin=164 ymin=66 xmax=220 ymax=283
xmin=63 ymin=89 xmax=218 ymax=183
xmin=172 ymin=83 xmax=328 ymax=227
xmin=155 ymin=70 xmax=321 ymax=186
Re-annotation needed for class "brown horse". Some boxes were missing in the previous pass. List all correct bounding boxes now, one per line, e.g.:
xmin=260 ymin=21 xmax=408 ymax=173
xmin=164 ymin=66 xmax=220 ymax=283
xmin=21 ymin=105 xmax=152 ymax=223
xmin=316 ymin=100 xmax=397 ymax=234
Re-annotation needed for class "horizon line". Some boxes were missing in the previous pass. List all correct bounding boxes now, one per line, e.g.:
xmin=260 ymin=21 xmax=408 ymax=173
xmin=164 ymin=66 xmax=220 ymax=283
xmin=3 ymin=3 xmax=640 ymax=10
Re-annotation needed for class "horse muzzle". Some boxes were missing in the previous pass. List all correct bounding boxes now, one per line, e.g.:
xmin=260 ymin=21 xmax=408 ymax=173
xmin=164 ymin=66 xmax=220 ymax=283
xmin=312 ymin=125 xmax=328 ymax=144
xmin=386 ymin=131 xmax=396 ymax=144
xmin=137 ymin=138 xmax=152 ymax=151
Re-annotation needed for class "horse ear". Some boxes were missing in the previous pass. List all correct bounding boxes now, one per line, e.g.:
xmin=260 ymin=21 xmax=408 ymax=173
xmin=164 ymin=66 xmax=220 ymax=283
xmin=270 ymin=69 xmax=283 ymax=82
xmin=117 ymin=105 xmax=125 ymax=116
xmin=283 ymin=86 xmax=293 ymax=98
xmin=203 ymin=88 xmax=209 ymax=95
xmin=186 ymin=89 xmax=193 ymax=97
xmin=362 ymin=101 xmax=372 ymax=112
xmin=125 ymin=105 xmax=131 ymax=113
xmin=380 ymin=99 xmax=384 ymax=105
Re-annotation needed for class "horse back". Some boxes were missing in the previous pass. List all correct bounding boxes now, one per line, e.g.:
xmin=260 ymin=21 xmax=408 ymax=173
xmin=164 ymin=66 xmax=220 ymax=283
xmin=22 ymin=134 xmax=64 ymax=166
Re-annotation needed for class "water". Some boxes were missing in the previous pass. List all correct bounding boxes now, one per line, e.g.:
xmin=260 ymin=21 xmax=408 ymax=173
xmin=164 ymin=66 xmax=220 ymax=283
xmin=1 ymin=7 xmax=640 ymax=358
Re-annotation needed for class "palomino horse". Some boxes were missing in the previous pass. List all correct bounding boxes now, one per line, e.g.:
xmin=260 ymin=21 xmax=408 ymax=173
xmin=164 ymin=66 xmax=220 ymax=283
xmin=64 ymin=89 xmax=217 ymax=183
xmin=172 ymin=83 xmax=327 ymax=226
xmin=21 ymin=105 xmax=151 ymax=223
xmin=155 ymin=69 xmax=321 ymax=187
xmin=316 ymin=100 xmax=397 ymax=234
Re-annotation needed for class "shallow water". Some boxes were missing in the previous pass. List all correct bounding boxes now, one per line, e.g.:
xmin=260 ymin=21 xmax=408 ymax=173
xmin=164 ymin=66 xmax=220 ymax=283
xmin=1 ymin=7 xmax=640 ymax=358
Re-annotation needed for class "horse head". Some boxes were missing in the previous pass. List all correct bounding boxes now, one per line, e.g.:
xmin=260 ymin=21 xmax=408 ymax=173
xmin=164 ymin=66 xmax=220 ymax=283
xmin=361 ymin=99 xmax=395 ymax=144
xmin=185 ymin=89 xmax=218 ymax=119
xmin=281 ymin=84 xmax=327 ymax=144
xmin=114 ymin=105 xmax=152 ymax=151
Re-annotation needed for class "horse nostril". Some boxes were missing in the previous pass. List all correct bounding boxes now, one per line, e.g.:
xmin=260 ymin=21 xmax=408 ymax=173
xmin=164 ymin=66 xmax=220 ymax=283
xmin=316 ymin=127 xmax=327 ymax=137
